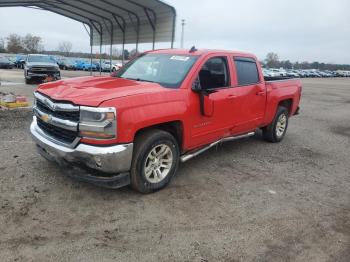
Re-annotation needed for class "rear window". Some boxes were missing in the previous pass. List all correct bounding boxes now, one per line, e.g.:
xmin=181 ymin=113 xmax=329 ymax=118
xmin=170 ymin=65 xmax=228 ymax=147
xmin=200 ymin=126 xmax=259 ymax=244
xmin=234 ymin=57 xmax=260 ymax=86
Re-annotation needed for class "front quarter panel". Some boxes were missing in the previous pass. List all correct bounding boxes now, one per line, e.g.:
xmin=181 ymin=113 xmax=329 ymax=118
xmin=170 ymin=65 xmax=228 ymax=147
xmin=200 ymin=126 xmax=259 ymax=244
xmin=100 ymin=89 xmax=189 ymax=145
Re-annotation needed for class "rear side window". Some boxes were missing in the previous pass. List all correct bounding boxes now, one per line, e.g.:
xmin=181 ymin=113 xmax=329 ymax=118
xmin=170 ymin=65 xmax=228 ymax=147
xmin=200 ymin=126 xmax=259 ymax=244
xmin=234 ymin=57 xmax=260 ymax=86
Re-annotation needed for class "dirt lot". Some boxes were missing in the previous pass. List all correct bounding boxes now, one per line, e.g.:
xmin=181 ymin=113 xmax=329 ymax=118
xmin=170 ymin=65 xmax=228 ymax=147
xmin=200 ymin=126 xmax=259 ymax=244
xmin=0 ymin=69 xmax=349 ymax=262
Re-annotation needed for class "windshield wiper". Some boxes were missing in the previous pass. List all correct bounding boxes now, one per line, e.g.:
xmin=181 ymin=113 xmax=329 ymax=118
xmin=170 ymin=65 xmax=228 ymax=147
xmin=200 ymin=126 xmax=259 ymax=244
xmin=125 ymin=77 xmax=157 ymax=83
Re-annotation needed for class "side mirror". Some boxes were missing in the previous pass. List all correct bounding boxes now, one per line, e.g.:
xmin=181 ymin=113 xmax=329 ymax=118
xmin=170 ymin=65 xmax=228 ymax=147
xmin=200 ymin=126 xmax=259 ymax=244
xmin=192 ymin=76 xmax=202 ymax=92
xmin=192 ymin=76 xmax=214 ymax=117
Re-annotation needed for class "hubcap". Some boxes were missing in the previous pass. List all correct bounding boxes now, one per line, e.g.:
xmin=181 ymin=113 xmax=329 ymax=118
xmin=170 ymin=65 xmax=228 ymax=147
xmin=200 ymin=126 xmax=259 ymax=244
xmin=276 ymin=114 xmax=287 ymax=137
xmin=144 ymin=144 xmax=173 ymax=184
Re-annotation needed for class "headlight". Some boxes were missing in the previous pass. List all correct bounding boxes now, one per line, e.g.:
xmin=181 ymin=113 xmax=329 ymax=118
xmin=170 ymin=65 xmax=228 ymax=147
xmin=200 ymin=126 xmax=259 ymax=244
xmin=79 ymin=107 xmax=116 ymax=140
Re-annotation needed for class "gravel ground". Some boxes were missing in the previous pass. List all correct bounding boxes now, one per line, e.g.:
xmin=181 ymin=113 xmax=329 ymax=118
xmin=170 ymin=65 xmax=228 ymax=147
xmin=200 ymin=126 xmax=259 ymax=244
xmin=0 ymin=71 xmax=349 ymax=262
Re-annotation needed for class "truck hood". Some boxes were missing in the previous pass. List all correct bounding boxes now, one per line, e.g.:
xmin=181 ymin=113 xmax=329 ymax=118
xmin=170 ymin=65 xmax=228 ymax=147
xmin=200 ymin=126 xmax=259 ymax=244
xmin=37 ymin=76 xmax=168 ymax=107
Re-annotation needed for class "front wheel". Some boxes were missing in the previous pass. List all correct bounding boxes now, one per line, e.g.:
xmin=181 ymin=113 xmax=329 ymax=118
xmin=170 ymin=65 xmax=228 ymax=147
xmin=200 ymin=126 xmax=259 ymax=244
xmin=130 ymin=129 xmax=179 ymax=194
xmin=262 ymin=106 xmax=289 ymax=143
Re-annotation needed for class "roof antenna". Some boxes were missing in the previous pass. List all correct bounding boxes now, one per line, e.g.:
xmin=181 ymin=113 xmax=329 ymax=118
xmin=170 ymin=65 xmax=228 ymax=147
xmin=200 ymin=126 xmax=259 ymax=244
xmin=189 ymin=46 xmax=197 ymax=53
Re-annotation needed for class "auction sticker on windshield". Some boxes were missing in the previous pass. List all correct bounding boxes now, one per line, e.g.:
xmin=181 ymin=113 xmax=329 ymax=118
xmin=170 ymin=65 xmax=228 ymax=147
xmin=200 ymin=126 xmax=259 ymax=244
xmin=170 ymin=56 xmax=190 ymax=61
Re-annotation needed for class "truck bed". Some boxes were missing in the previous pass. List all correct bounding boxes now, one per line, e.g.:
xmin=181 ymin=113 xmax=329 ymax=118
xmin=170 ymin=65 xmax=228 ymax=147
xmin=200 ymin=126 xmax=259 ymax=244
xmin=264 ymin=76 xmax=298 ymax=82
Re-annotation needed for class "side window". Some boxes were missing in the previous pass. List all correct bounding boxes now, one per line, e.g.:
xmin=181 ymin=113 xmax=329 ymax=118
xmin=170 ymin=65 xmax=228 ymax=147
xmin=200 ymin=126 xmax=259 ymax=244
xmin=199 ymin=57 xmax=230 ymax=90
xmin=234 ymin=57 xmax=260 ymax=86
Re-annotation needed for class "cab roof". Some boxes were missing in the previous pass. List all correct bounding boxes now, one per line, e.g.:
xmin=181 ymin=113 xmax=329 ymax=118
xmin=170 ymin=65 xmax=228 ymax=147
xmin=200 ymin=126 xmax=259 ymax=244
xmin=147 ymin=49 xmax=257 ymax=59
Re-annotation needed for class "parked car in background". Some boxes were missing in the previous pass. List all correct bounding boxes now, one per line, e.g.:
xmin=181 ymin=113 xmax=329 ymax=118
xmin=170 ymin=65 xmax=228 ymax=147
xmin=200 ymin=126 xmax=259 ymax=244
xmin=100 ymin=61 xmax=113 ymax=72
xmin=83 ymin=62 xmax=98 ymax=71
xmin=286 ymin=70 xmax=299 ymax=78
xmin=262 ymin=68 xmax=279 ymax=77
xmin=74 ymin=60 xmax=87 ymax=71
xmin=297 ymin=70 xmax=307 ymax=78
xmin=14 ymin=54 xmax=27 ymax=69
xmin=24 ymin=54 xmax=61 ymax=84
xmin=113 ymin=63 xmax=123 ymax=72
xmin=58 ymin=58 xmax=76 ymax=70
xmin=270 ymin=68 xmax=287 ymax=77
xmin=0 ymin=56 xmax=14 ymax=69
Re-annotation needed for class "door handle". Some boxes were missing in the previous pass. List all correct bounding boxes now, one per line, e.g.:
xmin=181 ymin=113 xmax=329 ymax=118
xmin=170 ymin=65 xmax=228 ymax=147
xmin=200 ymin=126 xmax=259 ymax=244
xmin=256 ymin=91 xmax=265 ymax=96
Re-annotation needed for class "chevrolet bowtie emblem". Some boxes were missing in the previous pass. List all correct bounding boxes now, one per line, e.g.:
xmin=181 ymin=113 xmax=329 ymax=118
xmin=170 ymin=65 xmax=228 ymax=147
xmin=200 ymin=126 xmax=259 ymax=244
xmin=41 ymin=114 xmax=51 ymax=123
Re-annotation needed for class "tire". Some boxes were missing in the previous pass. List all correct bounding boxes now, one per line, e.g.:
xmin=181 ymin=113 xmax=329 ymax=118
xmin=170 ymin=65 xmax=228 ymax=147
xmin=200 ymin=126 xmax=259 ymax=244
xmin=262 ymin=106 xmax=289 ymax=143
xmin=130 ymin=129 xmax=180 ymax=194
xmin=25 ymin=78 xmax=31 ymax=84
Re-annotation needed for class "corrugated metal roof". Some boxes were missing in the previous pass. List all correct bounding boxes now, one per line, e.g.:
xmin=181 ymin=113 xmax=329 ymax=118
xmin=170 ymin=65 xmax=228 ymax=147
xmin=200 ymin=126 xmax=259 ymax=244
xmin=0 ymin=0 xmax=176 ymax=47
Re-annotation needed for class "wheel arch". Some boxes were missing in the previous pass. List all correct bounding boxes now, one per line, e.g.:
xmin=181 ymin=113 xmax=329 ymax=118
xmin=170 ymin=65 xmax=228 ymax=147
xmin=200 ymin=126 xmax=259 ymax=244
xmin=134 ymin=121 xmax=184 ymax=152
xmin=278 ymin=98 xmax=294 ymax=115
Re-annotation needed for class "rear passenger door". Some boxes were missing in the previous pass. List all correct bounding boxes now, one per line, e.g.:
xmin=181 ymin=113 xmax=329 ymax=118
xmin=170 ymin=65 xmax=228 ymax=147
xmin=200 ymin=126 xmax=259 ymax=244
xmin=230 ymin=57 xmax=266 ymax=133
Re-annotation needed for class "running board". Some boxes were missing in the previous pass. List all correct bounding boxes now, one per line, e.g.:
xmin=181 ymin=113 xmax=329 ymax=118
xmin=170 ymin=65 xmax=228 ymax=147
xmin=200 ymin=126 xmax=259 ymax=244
xmin=180 ymin=132 xmax=255 ymax=163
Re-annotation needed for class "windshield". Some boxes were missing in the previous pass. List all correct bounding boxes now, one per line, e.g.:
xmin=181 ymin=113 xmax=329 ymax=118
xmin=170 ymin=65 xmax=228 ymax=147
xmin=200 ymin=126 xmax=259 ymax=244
xmin=115 ymin=54 xmax=198 ymax=88
xmin=28 ymin=55 xmax=55 ymax=63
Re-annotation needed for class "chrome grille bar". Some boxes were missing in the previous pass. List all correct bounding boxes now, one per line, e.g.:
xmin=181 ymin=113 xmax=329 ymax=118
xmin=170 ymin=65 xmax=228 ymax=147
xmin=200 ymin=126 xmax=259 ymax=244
xmin=34 ymin=92 xmax=79 ymax=112
xmin=33 ymin=106 xmax=78 ymax=132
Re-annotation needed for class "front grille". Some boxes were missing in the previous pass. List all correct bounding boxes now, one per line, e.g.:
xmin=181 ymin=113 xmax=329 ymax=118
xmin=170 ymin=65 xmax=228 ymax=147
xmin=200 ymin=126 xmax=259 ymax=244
xmin=37 ymin=118 xmax=78 ymax=144
xmin=36 ymin=100 xmax=80 ymax=122
xmin=31 ymin=66 xmax=57 ymax=71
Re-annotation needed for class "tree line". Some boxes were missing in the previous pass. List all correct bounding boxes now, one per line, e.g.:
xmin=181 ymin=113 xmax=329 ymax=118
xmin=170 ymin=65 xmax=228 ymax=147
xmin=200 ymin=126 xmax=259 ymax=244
xmin=1 ymin=34 xmax=349 ymax=69
xmin=0 ymin=34 xmax=43 ymax=54
xmin=0 ymin=33 xmax=134 ymax=60
xmin=264 ymin=52 xmax=350 ymax=71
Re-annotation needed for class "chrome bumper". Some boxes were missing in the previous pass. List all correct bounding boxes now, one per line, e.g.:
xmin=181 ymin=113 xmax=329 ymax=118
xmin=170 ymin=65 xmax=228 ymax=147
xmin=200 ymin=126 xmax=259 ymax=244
xmin=27 ymin=72 xmax=60 ymax=79
xmin=30 ymin=119 xmax=133 ymax=174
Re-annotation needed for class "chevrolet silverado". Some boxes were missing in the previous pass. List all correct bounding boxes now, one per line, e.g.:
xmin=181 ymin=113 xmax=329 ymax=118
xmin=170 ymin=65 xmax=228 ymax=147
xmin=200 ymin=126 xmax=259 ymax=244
xmin=31 ymin=49 xmax=302 ymax=193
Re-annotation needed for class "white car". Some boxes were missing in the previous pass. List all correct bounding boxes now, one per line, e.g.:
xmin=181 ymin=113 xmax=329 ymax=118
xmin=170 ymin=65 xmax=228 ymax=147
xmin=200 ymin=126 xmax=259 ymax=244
xmin=263 ymin=68 xmax=279 ymax=77
xmin=270 ymin=68 xmax=287 ymax=77
xmin=287 ymin=70 xmax=300 ymax=78
xmin=112 ymin=63 xmax=123 ymax=72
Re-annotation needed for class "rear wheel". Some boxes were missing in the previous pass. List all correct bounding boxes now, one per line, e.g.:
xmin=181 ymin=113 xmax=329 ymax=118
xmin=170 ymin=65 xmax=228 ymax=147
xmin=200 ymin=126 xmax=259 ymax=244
xmin=130 ymin=129 xmax=179 ymax=194
xmin=25 ymin=78 xmax=31 ymax=85
xmin=263 ymin=106 xmax=289 ymax=143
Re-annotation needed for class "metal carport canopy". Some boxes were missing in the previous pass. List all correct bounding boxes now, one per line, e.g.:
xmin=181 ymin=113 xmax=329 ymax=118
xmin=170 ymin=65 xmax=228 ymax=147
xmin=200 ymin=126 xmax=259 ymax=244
xmin=0 ymin=0 xmax=177 ymax=48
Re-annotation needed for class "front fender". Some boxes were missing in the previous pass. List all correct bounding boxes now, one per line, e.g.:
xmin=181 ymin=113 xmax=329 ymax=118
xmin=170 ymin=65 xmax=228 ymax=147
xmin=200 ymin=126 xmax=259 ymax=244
xmin=119 ymin=101 xmax=188 ymax=142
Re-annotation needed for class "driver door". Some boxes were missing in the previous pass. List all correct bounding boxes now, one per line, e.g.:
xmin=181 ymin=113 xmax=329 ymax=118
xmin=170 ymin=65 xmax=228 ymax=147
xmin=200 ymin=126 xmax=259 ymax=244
xmin=189 ymin=56 xmax=237 ymax=148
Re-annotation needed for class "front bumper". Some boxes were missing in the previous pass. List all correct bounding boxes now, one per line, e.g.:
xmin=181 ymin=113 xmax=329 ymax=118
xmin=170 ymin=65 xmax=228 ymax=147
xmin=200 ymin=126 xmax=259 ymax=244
xmin=30 ymin=119 xmax=133 ymax=188
xmin=27 ymin=71 xmax=61 ymax=79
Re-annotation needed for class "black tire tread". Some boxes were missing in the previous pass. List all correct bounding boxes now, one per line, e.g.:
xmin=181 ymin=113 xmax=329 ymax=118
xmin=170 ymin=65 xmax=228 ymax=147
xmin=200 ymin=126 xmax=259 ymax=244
xmin=130 ymin=129 xmax=179 ymax=194
xmin=263 ymin=106 xmax=289 ymax=143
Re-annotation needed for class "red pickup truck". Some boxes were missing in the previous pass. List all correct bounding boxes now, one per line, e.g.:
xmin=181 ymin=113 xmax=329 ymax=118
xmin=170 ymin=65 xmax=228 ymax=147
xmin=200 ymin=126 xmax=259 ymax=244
xmin=31 ymin=49 xmax=302 ymax=193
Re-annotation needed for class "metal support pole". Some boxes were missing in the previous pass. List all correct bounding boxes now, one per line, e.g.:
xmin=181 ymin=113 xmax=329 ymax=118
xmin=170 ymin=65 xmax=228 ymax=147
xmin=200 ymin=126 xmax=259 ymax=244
xmin=144 ymin=8 xmax=157 ymax=50
xmin=181 ymin=19 xmax=185 ymax=48
xmin=110 ymin=24 xmax=114 ymax=73
xmin=90 ymin=26 xmax=93 ymax=76
xmin=171 ymin=9 xmax=177 ymax=49
xmin=122 ymin=31 xmax=125 ymax=65
xmin=99 ymin=25 xmax=103 ymax=75
xmin=111 ymin=14 xmax=126 ymax=66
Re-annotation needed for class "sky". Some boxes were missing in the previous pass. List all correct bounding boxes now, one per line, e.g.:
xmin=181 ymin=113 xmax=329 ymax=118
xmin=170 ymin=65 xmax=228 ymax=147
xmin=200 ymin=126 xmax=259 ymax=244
xmin=0 ymin=0 xmax=349 ymax=64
